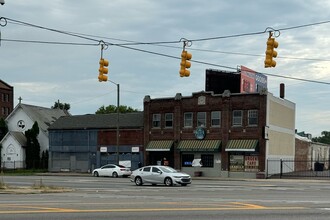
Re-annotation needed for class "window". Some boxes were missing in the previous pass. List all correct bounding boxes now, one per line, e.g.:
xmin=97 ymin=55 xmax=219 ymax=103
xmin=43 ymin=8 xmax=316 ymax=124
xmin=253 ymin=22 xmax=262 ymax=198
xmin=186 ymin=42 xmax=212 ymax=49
xmin=197 ymin=112 xmax=206 ymax=127
xmin=201 ymin=154 xmax=214 ymax=167
xmin=152 ymin=114 xmax=161 ymax=128
xmin=152 ymin=167 xmax=161 ymax=173
xmin=184 ymin=112 xmax=193 ymax=127
xmin=165 ymin=113 xmax=173 ymax=128
xmin=182 ymin=154 xmax=194 ymax=167
xmin=248 ymin=110 xmax=258 ymax=126
xmin=143 ymin=167 xmax=151 ymax=172
xmin=211 ymin=111 xmax=221 ymax=127
xmin=232 ymin=110 xmax=243 ymax=126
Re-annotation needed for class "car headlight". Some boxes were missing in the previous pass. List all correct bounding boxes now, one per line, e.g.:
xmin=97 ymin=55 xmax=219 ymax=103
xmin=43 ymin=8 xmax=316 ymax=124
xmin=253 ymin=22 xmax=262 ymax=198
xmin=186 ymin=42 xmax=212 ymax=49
xmin=173 ymin=176 xmax=182 ymax=178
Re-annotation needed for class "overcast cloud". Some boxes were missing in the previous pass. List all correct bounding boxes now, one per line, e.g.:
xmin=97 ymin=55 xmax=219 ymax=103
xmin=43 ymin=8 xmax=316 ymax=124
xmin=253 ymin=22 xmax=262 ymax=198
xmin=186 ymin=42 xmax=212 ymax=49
xmin=1 ymin=0 xmax=330 ymax=137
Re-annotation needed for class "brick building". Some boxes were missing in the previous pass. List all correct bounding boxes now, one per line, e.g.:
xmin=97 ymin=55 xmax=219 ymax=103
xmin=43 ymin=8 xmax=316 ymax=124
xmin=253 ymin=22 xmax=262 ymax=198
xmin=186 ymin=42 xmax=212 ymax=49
xmin=48 ymin=112 xmax=144 ymax=172
xmin=143 ymin=90 xmax=295 ymax=178
xmin=0 ymin=80 xmax=13 ymax=119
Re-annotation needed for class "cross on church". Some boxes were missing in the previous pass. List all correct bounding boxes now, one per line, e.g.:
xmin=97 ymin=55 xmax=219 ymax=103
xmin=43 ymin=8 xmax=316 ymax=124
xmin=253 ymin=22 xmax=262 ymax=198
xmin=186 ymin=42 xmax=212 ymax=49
xmin=18 ymin=96 xmax=22 ymax=104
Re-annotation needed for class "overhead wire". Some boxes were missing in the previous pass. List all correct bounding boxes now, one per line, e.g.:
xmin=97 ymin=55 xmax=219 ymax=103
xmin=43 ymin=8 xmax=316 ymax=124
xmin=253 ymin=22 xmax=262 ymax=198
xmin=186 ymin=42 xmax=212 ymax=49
xmin=2 ymin=17 xmax=330 ymax=85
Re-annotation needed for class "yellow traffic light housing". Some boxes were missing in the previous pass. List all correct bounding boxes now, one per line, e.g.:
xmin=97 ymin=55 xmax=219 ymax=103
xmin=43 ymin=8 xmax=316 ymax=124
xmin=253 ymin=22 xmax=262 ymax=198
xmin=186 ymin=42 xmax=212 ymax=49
xmin=98 ymin=58 xmax=109 ymax=82
xmin=180 ymin=50 xmax=192 ymax=77
xmin=264 ymin=36 xmax=279 ymax=68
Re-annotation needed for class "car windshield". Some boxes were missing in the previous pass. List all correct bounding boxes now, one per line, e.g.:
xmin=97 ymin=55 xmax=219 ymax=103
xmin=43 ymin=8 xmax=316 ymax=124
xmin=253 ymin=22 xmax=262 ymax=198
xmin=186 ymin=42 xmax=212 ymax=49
xmin=118 ymin=165 xmax=126 ymax=168
xmin=159 ymin=166 xmax=178 ymax=173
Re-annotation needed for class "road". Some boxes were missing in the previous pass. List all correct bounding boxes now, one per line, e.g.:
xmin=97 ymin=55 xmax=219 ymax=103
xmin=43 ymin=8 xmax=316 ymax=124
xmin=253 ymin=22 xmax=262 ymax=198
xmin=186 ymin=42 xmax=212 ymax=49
xmin=1 ymin=175 xmax=330 ymax=220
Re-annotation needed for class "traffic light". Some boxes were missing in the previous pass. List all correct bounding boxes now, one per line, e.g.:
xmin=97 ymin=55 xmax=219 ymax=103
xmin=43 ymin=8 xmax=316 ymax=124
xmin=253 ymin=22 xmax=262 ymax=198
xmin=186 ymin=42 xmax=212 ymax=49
xmin=264 ymin=37 xmax=278 ymax=68
xmin=180 ymin=50 xmax=192 ymax=77
xmin=98 ymin=58 xmax=109 ymax=82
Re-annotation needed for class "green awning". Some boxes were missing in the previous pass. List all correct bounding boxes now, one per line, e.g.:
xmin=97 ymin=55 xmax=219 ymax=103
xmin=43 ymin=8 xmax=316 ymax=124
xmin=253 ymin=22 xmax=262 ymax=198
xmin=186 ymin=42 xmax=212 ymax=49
xmin=177 ymin=140 xmax=221 ymax=152
xmin=225 ymin=139 xmax=258 ymax=152
xmin=146 ymin=140 xmax=173 ymax=151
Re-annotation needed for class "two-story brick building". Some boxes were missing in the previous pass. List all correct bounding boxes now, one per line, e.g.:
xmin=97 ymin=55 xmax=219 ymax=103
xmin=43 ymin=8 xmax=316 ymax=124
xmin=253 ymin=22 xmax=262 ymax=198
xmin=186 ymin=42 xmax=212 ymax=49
xmin=143 ymin=89 xmax=295 ymax=178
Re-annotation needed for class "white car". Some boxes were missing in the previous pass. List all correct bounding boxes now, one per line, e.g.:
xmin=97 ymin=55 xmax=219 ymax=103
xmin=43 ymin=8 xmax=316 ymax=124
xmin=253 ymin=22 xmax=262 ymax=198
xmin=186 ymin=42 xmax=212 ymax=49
xmin=130 ymin=165 xmax=192 ymax=186
xmin=92 ymin=164 xmax=131 ymax=178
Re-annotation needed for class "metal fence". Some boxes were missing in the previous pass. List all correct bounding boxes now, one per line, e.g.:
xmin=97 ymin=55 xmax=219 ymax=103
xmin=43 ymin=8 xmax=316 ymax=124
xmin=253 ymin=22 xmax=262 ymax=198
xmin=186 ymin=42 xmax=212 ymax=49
xmin=1 ymin=160 xmax=48 ymax=170
xmin=267 ymin=159 xmax=330 ymax=179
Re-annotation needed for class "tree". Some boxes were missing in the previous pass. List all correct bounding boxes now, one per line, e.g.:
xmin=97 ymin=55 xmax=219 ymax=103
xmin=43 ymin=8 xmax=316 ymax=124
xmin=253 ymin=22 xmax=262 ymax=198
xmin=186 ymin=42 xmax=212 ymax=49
xmin=95 ymin=105 xmax=139 ymax=114
xmin=0 ymin=118 xmax=8 ymax=140
xmin=51 ymin=100 xmax=70 ymax=111
xmin=0 ymin=118 xmax=8 ymax=165
xmin=312 ymin=131 xmax=330 ymax=144
xmin=25 ymin=122 xmax=41 ymax=169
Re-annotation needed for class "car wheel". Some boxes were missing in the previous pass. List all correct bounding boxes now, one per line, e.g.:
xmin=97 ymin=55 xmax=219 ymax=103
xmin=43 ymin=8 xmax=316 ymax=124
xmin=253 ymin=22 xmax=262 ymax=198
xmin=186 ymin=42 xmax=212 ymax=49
xmin=164 ymin=177 xmax=173 ymax=186
xmin=93 ymin=171 xmax=99 ymax=177
xmin=112 ymin=172 xmax=119 ymax=178
xmin=135 ymin=177 xmax=143 ymax=186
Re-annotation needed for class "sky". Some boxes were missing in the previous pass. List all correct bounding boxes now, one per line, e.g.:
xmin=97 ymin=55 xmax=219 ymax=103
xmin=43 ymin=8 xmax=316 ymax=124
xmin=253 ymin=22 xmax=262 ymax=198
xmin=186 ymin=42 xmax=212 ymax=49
xmin=0 ymin=0 xmax=330 ymax=138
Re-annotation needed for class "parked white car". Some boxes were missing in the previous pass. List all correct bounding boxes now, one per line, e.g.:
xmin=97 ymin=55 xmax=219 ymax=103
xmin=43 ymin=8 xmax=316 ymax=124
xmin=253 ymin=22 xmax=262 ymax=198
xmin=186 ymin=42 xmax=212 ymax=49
xmin=130 ymin=165 xmax=192 ymax=186
xmin=92 ymin=164 xmax=131 ymax=178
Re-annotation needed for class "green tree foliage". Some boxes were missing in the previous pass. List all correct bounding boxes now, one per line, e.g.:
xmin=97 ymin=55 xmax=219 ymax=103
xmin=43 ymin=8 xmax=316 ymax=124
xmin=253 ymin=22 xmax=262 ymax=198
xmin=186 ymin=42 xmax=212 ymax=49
xmin=51 ymin=100 xmax=70 ymax=111
xmin=312 ymin=131 xmax=330 ymax=144
xmin=0 ymin=118 xmax=8 ymax=165
xmin=25 ymin=122 xmax=41 ymax=169
xmin=0 ymin=118 xmax=8 ymax=140
xmin=95 ymin=105 xmax=139 ymax=114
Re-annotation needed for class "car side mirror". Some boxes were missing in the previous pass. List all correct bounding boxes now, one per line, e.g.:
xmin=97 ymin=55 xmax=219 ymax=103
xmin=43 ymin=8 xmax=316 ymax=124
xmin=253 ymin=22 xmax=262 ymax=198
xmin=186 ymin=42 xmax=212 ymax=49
xmin=158 ymin=171 xmax=162 ymax=174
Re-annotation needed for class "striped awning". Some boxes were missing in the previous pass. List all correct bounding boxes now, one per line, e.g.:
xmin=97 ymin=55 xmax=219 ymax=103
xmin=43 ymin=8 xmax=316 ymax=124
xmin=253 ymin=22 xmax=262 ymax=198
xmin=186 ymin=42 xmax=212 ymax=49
xmin=225 ymin=139 xmax=258 ymax=152
xmin=146 ymin=140 xmax=173 ymax=151
xmin=177 ymin=140 xmax=221 ymax=152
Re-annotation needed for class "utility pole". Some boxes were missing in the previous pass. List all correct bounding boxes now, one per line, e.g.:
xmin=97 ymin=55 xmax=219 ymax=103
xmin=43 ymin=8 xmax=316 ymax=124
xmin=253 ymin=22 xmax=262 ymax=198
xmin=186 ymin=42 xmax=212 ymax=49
xmin=109 ymin=80 xmax=120 ymax=165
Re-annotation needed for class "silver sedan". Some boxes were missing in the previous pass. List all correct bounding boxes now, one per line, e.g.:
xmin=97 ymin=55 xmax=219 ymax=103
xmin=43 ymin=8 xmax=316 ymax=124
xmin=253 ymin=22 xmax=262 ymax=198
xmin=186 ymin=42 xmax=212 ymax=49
xmin=130 ymin=165 xmax=192 ymax=186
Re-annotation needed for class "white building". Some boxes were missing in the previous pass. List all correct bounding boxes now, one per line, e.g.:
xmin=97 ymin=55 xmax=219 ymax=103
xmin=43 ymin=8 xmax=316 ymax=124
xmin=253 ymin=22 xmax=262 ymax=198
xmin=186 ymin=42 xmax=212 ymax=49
xmin=0 ymin=103 xmax=69 ymax=169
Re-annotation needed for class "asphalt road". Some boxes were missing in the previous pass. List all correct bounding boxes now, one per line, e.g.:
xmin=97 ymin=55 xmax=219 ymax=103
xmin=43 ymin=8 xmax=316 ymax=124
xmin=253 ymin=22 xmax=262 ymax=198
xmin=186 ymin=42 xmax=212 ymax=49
xmin=1 ymin=175 xmax=330 ymax=220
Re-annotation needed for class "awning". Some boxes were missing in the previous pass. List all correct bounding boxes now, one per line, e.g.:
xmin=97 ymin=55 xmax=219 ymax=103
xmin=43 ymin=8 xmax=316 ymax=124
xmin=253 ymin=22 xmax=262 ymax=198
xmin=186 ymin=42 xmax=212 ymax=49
xmin=225 ymin=139 xmax=258 ymax=152
xmin=177 ymin=140 xmax=221 ymax=152
xmin=146 ymin=140 xmax=173 ymax=151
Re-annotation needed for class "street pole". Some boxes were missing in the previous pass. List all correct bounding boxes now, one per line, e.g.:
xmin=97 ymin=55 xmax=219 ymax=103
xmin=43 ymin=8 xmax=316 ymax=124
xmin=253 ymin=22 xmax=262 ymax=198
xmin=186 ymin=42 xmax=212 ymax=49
xmin=116 ymin=83 xmax=120 ymax=165
xmin=109 ymin=80 xmax=120 ymax=165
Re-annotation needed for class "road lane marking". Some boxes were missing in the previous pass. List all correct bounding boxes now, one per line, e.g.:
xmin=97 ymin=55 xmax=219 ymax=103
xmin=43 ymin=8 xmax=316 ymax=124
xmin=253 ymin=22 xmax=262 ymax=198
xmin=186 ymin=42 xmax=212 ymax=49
xmin=0 ymin=202 xmax=306 ymax=214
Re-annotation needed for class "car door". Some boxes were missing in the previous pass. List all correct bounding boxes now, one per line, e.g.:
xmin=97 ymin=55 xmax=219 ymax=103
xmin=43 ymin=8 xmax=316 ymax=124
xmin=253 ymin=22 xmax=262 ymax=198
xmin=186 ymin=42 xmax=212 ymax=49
xmin=100 ymin=165 xmax=113 ymax=176
xmin=150 ymin=167 xmax=163 ymax=184
xmin=141 ymin=166 xmax=152 ymax=182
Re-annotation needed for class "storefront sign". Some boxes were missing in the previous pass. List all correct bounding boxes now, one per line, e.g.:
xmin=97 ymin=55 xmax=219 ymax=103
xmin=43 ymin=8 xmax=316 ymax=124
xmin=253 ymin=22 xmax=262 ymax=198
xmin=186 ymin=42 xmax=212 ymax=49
xmin=131 ymin=146 xmax=140 ymax=152
xmin=100 ymin=147 xmax=107 ymax=153
xmin=244 ymin=156 xmax=259 ymax=172
xmin=194 ymin=127 xmax=206 ymax=140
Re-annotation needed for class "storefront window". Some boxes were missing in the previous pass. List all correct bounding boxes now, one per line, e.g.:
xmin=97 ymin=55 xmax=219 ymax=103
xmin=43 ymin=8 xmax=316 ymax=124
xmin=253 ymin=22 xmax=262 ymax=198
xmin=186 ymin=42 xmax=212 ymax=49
xmin=182 ymin=154 xmax=194 ymax=167
xmin=201 ymin=154 xmax=214 ymax=167
xmin=244 ymin=155 xmax=259 ymax=172
xmin=229 ymin=155 xmax=244 ymax=171
xmin=229 ymin=155 xmax=259 ymax=172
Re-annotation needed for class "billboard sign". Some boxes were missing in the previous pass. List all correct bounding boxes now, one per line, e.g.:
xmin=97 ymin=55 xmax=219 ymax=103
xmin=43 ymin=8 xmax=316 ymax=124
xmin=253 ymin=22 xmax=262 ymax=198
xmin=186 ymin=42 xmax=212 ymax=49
xmin=240 ymin=66 xmax=267 ymax=93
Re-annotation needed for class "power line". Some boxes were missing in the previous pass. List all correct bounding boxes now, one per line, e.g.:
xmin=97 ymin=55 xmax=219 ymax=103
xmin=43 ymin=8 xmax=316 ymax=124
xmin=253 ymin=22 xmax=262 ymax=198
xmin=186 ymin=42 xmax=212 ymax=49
xmin=3 ymin=17 xmax=330 ymax=45
xmin=2 ymin=17 xmax=330 ymax=85
xmin=1 ymin=38 xmax=99 ymax=46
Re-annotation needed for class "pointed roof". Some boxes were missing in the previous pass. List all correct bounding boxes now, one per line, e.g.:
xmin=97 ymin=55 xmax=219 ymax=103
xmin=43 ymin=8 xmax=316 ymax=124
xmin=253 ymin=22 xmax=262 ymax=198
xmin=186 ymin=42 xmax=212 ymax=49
xmin=48 ymin=112 xmax=143 ymax=130
xmin=0 ymin=131 xmax=27 ymax=146
xmin=6 ymin=103 xmax=70 ymax=134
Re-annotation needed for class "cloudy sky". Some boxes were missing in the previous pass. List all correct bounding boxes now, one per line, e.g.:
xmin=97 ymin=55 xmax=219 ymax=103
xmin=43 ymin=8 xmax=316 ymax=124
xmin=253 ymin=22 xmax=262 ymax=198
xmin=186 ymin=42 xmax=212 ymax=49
xmin=1 ymin=0 xmax=330 ymax=137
